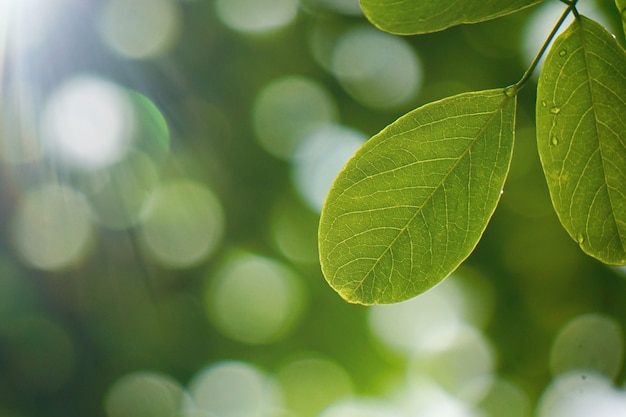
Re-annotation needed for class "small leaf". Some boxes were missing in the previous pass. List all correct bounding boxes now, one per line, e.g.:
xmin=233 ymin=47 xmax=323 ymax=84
xmin=537 ymin=16 xmax=626 ymax=265
xmin=318 ymin=90 xmax=516 ymax=305
xmin=359 ymin=0 xmax=543 ymax=35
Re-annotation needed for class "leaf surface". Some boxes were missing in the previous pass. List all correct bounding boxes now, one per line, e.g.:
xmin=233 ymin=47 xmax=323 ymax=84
xmin=359 ymin=0 xmax=543 ymax=35
xmin=537 ymin=16 xmax=626 ymax=265
xmin=319 ymin=90 xmax=516 ymax=305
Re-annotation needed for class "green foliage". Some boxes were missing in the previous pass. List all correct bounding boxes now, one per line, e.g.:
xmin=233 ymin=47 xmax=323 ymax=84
xmin=537 ymin=16 xmax=626 ymax=264
xmin=359 ymin=0 xmax=544 ymax=34
xmin=319 ymin=91 xmax=516 ymax=304
xmin=320 ymin=1 xmax=626 ymax=304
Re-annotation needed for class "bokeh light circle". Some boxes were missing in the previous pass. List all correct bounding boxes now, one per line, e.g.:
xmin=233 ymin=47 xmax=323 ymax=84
xmin=550 ymin=313 xmax=624 ymax=379
xmin=129 ymin=91 xmax=171 ymax=152
xmin=188 ymin=361 xmax=282 ymax=417
xmin=276 ymin=356 xmax=354 ymax=417
xmin=86 ymin=151 xmax=160 ymax=230
xmin=478 ymin=378 xmax=530 ymax=417
xmin=395 ymin=378 xmax=481 ymax=417
xmin=41 ymin=75 xmax=135 ymax=170
xmin=205 ymin=251 xmax=306 ymax=345
xmin=99 ymin=0 xmax=182 ymax=59
xmin=105 ymin=371 xmax=186 ymax=417
xmin=253 ymin=75 xmax=338 ymax=160
xmin=291 ymin=124 xmax=365 ymax=212
xmin=537 ymin=372 xmax=626 ymax=417
xmin=319 ymin=398 xmax=400 ymax=417
xmin=11 ymin=183 xmax=94 ymax=271
xmin=215 ymin=0 xmax=298 ymax=34
xmin=139 ymin=179 xmax=225 ymax=269
xmin=368 ymin=275 xmax=485 ymax=354
xmin=408 ymin=324 xmax=495 ymax=403
xmin=331 ymin=26 xmax=422 ymax=109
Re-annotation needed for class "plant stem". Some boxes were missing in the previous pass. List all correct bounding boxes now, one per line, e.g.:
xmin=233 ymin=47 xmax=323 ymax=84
xmin=504 ymin=0 xmax=578 ymax=97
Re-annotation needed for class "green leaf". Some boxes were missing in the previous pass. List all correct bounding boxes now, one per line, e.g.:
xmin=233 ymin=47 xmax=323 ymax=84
xmin=359 ymin=0 xmax=544 ymax=35
xmin=536 ymin=16 xmax=626 ymax=265
xmin=318 ymin=89 xmax=516 ymax=305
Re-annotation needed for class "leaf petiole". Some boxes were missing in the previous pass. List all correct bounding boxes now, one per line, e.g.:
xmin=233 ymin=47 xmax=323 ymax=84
xmin=504 ymin=0 xmax=578 ymax=97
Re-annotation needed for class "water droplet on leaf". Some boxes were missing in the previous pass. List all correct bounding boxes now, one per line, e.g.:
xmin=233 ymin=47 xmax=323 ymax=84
xmin=551 ymin=136 xmax=559 ymax=146
xmin=541 ymin=100 xmax=547 ymax=107
xmin=559 ymin=49 xmax=567 ymax=57
xmin=577 ymin=233 xmax=585 ymax=245
xmin=550 ymin=106 xmax=560 ymax=114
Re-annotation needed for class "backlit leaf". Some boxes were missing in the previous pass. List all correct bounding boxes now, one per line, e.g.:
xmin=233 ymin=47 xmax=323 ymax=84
xmin=359 ymin=0 xmax=543 ymax=35
xmin=318 ymin=90 xmax=516 ymax=305
xmin=536 ymin=16 xmax=626 ymax=265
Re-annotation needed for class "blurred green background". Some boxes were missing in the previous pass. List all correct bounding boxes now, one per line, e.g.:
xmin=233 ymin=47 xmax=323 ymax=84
xmin=1 ymin=0 xmax=625 ymax=416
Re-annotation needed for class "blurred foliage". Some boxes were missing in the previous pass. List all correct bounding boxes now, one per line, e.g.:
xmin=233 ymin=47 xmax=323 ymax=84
xmin=0 ymin=1 xmax=625 ymax=417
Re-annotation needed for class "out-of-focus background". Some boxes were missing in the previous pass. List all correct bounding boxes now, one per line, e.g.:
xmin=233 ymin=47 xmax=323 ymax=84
xmin=0 ymin=0 xmax=625 ymax=416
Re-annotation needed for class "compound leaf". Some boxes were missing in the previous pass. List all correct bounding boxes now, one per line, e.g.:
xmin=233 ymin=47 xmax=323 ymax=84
xmin=318 ymin=89 xmax=516 ymax=305
xmin=537 ymin=16 xmax=626 ymax=265
xmin=359 ymin=0 xmax=544 ymax=35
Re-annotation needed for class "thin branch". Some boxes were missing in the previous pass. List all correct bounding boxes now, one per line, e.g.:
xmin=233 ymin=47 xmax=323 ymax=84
xmin=505 ymin=0 xmax=578 ymax=97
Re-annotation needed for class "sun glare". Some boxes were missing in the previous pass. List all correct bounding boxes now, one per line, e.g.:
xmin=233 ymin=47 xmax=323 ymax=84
xmin=0 ymin=0 xmax=16 ymax=19
xmin=0 ymin=0 xmax=15 ymax=61
xmin=0 ymin=0 xmax=70 ymax=53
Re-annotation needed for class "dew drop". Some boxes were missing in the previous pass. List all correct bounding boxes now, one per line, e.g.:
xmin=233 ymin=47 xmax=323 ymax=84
xmin=551 ymin=136 xmax=559 ymax=146
xmin=577 ymin=233 xmax=585 ymax=245
xmin=559 ymin=49 xmax=567 ymax=57
xmin=541 ymin=100 xmax=547 ymax=107
xmin=550 ymin=106 xmax=560 ymax=115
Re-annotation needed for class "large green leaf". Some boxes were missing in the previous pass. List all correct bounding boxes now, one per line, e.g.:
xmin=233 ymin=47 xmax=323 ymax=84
xmin=359 ymin=0 xmax=543 ymax=35
xmin=319 ymin=90 xmax=516 ymax=305
xmin=537 ymin=16 xmax=626 ymax=265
